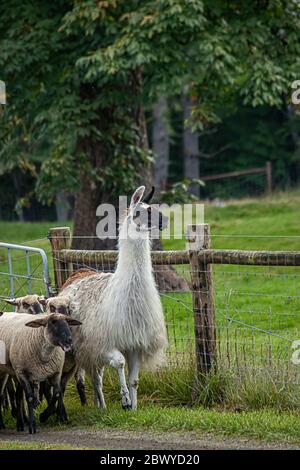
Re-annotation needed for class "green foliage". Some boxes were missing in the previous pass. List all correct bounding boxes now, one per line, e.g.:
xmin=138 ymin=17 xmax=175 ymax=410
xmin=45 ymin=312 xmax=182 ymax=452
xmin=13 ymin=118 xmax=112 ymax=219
xmin=160 ymin=178 xmax=205 ymax=204
xmin=1 ymin=1 xmax=300 ymax=204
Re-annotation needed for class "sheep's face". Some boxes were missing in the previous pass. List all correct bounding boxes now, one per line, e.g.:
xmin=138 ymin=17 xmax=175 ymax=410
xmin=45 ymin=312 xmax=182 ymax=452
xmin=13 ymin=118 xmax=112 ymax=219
xmin=128 ymin=186 xmax=168 ymax=235
xmin=25 ymin=314 xmax=82 ymax=352
xmin=5 ymin=294 xmax=45 ymax=314
xmin=46 ymin=296 xmax=71 ymax=316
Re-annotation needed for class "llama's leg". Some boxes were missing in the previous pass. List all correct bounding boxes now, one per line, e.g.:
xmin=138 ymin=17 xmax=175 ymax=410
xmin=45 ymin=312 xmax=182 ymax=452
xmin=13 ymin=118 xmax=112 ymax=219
xmin=75 ymin=367 xmax=87 ymax=405
xmin=90 ymin=367 xmax=106 ymax=409
xmin=127 ymin=351 xmax=140 ymax=410
xmin=104 ymin=350 xmax=131 ymax=409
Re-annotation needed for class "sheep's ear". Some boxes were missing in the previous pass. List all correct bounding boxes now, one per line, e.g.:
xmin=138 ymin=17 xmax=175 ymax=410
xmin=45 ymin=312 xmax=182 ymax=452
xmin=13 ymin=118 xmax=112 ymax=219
xmin=130 ymin=186 xmax=145 ymax=207
xmin=4 ymin=298 xmax=18 ymax=306
xmin=65 ymin=318 xmax=82 ymax=327
xmin=25 ymin=318 xmax=48 ymax=328
xmin=38 ymin=296 xmax=48 ymax=306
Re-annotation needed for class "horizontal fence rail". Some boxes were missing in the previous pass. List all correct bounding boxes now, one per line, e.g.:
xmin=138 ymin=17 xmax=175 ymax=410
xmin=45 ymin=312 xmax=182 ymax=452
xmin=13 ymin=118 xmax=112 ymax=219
xmin=57 ymin=248 xmax=300 ymax=267
xmin=200 ymin=161 xmax=272 ymax=196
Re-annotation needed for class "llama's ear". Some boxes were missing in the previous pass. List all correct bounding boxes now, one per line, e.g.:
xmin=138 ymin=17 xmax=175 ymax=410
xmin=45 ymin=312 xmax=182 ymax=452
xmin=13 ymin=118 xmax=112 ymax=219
xmin=130 ymin=186 xmax=145 ymax=207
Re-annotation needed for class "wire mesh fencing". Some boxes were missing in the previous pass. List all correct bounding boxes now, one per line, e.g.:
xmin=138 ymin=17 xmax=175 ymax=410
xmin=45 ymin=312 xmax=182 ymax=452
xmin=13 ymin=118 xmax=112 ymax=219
xmin=48 ymin=227 xmax=300 ymax=387
xmin=1 ymin=227 xmax=300 ymax=387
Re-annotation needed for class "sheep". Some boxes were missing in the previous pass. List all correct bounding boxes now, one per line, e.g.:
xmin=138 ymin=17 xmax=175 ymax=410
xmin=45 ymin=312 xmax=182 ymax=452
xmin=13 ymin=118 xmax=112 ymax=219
xmin=4 ymin=294 xmax=45 ymax=315
xmin=40 ymin=295 xmax=87 ymax=407
xmin=0 ymin=312 xmax=81 ymax=433
xmin=59 ymin=186 xmax=168 ymax=410
xmin=1 ymin=294 xmax=46 ymax=419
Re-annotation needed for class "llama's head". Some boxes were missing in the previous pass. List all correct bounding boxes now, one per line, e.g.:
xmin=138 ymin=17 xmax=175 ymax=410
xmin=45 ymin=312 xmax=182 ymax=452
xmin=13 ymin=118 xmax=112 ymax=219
xmin=125 ymin=186 xmax=168 ymax=238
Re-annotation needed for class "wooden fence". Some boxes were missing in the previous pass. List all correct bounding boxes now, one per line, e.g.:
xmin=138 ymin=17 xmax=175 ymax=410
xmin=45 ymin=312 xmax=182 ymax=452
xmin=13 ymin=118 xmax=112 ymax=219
xmin=201 ymin=161 xmax=272 ymax=195
xmin=48 ymin=224 xmax=300 ymax=377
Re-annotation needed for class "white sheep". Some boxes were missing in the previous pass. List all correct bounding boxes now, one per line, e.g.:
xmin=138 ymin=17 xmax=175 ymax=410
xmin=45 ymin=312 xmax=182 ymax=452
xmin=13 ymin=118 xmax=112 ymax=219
xmin=4 ymin=294 xmax=45 ymax=315
xmin=1 ymin=294 xmax=46 ymax=419
xmin=0 ymin=312 xmax=81 ymax=433
xmin=40 ymin=295 xmax=87 ymax=406
xmin=60 ymin=186 xmax=168 ymax=410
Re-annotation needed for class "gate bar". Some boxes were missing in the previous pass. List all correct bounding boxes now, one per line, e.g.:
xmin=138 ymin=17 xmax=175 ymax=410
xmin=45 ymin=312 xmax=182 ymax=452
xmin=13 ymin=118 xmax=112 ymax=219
xmin=0 ymin=242 xmax=51 ymax=297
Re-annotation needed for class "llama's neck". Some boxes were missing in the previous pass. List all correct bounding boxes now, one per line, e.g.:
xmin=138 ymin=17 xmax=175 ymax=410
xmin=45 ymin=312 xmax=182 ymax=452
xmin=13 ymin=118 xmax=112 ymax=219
xmin=114 ymin=222 xmax=153 ymax=280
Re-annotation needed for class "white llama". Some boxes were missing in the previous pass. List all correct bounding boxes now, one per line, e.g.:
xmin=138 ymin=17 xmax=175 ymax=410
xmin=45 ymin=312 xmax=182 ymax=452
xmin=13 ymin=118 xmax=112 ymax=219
xmin=60 ymin=186 xmax=168 ymax=409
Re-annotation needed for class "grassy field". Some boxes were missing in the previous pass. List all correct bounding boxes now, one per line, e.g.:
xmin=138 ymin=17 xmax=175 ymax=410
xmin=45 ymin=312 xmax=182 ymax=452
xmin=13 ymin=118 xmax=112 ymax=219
xmin=1 ymin=191 xmax=300 ymax=444
xmin=0 ymin=191 xmax=300 ymax=381
xmin=0 ymin=441 xmax=85 ymax=450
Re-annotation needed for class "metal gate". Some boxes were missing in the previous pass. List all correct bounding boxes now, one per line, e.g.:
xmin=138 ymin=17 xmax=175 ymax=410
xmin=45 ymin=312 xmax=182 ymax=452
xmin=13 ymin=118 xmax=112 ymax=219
xmin=0 ymin=242 xmax=51 ymax=309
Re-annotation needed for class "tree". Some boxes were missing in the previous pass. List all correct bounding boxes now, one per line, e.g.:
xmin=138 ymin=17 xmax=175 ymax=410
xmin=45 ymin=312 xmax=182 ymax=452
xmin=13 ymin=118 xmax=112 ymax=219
xmin=183 ymin=93 xmax=200 ymax=197
xmin=1 ymin=0 xmax=300 ymax=245
xmin=153 ymin=97 xmax=170 ymax=192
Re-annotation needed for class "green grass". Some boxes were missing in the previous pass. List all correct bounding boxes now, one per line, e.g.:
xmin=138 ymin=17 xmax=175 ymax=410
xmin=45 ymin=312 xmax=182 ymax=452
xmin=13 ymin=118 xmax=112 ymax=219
xmin=1 ymin=190 xmax=300 ymax=443
xmin=0 ymin=441 xmax=86 ymax=450
xmin=3 ymin=398 xmax=300 ymax=445
xmin=66 ymin=405 xmax=300 ymax=444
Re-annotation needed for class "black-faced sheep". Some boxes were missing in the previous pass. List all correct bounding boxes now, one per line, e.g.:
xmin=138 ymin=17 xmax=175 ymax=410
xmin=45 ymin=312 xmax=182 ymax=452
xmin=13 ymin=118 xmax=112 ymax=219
xmin=0 ymin=312 xmax=81 ymax=433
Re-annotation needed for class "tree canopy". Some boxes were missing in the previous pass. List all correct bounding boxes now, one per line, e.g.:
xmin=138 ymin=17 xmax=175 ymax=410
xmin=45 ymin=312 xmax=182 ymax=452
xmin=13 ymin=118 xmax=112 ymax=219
xmin=1 ymin=0 xmax=300 ymax=206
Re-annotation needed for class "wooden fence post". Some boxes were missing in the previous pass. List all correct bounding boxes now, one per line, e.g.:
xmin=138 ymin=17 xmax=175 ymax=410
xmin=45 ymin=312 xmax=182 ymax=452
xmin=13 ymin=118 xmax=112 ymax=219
xmin=48 ymin=227 xmax=72 ymax=291
xmin=186 ymin=224 xmax=216 ymax=374
xmin=266 ymin=161 xmax=272 ymax=194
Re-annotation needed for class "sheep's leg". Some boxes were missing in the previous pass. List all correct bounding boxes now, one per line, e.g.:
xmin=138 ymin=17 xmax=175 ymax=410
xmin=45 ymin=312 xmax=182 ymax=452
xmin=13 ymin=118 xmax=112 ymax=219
xmin=75 ymin=367 xmax=87 ymax=405
xmin=104 ymin=350 xmax=131 ymax=409
xmin=6 ymin=377 xmax=17 ymax=418
xmin=12 ymin=376 xmax=28 ymax=424
xmin=40 ymin=375 xmax=63 ymax=423
xmin=15 ymin=383 xmax=25 ymax=432
xmin=56 ymin=367 xmax=77 ymax=423
xmin=33 ymin=381 xmax=40 ymax=408
xmin=127 ymin=351 xmax=140 ymax=410
xmin=39 ymin=381 xmax=52 ymax=405
xmin=90 ymin=367 xmax=106 ymax=409
xmin=17 ymin=375 xmax=36 ymax=434
xmin=0 ymin=374 xmax=8 ymax=430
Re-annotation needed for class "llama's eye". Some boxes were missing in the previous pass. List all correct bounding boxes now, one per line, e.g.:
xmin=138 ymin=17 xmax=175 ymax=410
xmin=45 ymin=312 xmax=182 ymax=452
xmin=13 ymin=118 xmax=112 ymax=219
xmin=23 ymin=302 xmax=30 ymax=309
xmin=50 ymin=305 xmax=56 ymax=313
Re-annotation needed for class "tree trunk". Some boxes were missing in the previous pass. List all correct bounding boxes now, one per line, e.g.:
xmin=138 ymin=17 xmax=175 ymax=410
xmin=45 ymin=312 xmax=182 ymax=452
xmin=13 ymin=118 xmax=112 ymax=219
xmin=72 ymin=69 xmax=151 ymax=251
xmin=71 ymin=75 xmax=188 ymax=291
xmin=153 ymin=97 xmax=169 ymax=191
xmin=72 ymin=179 xmax=117 ymax=251
xmin=183 ymin=93 xmax=200 ymax=197
xmin=55 ymin=192 xmax=72 ymax=222
xmin=12 ymin=170 xmax=24 ymax=222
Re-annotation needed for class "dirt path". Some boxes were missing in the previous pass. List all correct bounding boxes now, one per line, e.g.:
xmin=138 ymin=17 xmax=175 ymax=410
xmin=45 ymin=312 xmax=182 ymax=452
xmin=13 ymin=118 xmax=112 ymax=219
xmin=0 ymin=428 xmax=299 ymax=450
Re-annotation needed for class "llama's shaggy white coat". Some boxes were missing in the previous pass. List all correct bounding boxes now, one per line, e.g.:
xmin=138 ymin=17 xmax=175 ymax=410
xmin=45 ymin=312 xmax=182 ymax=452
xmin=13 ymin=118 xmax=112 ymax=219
xmin=60 ymin=186 xmax=168 ymax=409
